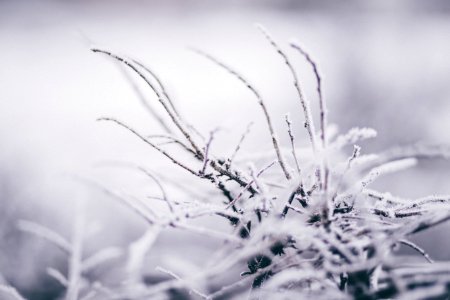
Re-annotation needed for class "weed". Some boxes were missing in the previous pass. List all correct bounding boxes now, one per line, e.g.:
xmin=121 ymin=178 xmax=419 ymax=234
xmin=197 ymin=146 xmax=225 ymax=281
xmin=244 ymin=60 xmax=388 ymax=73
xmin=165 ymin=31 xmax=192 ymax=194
xmin=16 ymin=25 xmax=450 ymax=300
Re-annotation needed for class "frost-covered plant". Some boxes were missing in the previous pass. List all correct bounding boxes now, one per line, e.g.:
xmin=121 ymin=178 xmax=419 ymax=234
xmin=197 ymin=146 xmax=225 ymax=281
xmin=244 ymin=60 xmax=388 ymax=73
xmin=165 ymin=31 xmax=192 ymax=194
xmin=17 ymin=25 xmax=450 ymax=299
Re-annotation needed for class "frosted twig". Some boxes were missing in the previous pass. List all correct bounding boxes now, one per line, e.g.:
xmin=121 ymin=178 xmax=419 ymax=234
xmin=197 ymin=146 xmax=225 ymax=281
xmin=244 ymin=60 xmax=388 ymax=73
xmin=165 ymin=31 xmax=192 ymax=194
xmin=360 ymin=158 xmax=417 ymax=189
xmin=228 ymin=121 xmax=253 ymax=167
xmin=147 ymin=135 xmax=196 ymax=155
xmin=136 ymin=167 xmax=174 ymax=213
xmin=286 ymin=204 xmax=306 ymax=215
xmin=372 ymin=208 xmax=423 ymax=219
xmin=255 ymin=24 xmax=318 ymax=156
xmin=281 ymin=183 xmax=306 ymax=218
xmin=156 ymin=266 xmax=208 ymax=299
xmin=249 ymin=164 xmax=272 ymax=211
xmin=290 ymin=40 xmax=330 ymax=191
xmin=91 ymin=48 xmax=202 ymax=156
xmin=331 ymin=127 xmax=377 ymax=150
xmin=191 ymin=48 xmax=291 ymax=180
xmin=285 ymin=114 xmax=301 ymax=175
xmin=97 ymin=117 xmax=198 ymax=176
xmin=200 ymin=129 xmax=218 ymax=176
xmin=396 ymin=195 xmax=450 ymax=212
xmin=95 ymin=160 xmax=208 ymax=201
xmin=206 ymin=275 xmax=254 ymax=299
xmin=399 ymin=240 xmax=434 ymax=263
xmin=209 ymin=161 xmax=256 ymax=193
xmin=262 ymin=180 xmax=286 ymax=189
xmin=98 ymin=118 xmax=254 ymax=194
xmin=374 ymin=143 xmax=450 ymax=167
xmin=248 ymin=165 xmax=266 ymax=194
xmin=331 ymin=145 xmax=361 ymax=203
xmin=226 ymin=160 xmax=276 ymax=209
xmin=118 ymin=64 xmax=172 ymax=133
xmin=85 ymin=177 xmax=240 ymax=244
xmin=364 ymin=189 xmax=409 ymax=206
xmin=175 ymin=222 xmax=243 ymax=244
xmin=290 ymin=40 xmax=327 ymax=149
xmin=77 ymin=177 xmax=156 ymax=224
xmin=408 ymin=213 xmax=450 ymax=235
xmin=134 ymin=60 xmax=206 ymax=145
xmin=132 ymin=59 xmax=181 ymax=118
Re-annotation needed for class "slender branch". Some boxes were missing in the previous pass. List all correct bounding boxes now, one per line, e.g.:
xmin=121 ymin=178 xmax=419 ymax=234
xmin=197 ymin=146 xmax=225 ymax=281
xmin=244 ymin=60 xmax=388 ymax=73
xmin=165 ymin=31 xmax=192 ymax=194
xmin=134 ymin=60 xmax=207 ymax=144
xmin=147 ymin=134 xmax=196 ymax=155
xmin=408 ymin=213 xmax=450 ymax=235
xmin=175 ymin=222 xmax=243 ymax=244
xmin=132 ymin=59 xmax=181 ymax=118
xmin=91 ymin=48 xmax=203 ymax=157
xmin=289 ymin=41 xmax=326 ymax=150
xmin=281 ymin=183 xmax=306 ymax=218
xmin=399 ymin=239 xmax=434 ymax=263
xmin=191 ymin=48 xmax=291 ymax=180
xmin=77 ymin=177 xmax=156 ymax=224
xmin=255 ymin=24 xmax=318 ymax=155
xmin=136 ymin=166 xmax=175 ymax=213
xmin=285 ymin=204 xmax=306 ymax=215
xmin=97 ymin=117 xmax=198 ymax=176
xmin=156 ymin=266 xmax=208 ymax=299
xmin=118 ymin=64 xmax=173 ymax=133
xmin=200 ymin=129 xmax=218 ymax=175
xmin=285 ymin=114 xmax=301 ymax=176
xmin=331 ymin=145 xmax=361 ymax=203
xmin=290 ymin=40 xmax=329 ymax=190
xmin=209 ymin=160 xmax=257 ymax=194
xmin=226 ymin=161 xmax=276 ymax=209
xmin=228 ymin=121 xmax=254 ymax=167
xmin=97 ymin=119 xmax=257 ymax=200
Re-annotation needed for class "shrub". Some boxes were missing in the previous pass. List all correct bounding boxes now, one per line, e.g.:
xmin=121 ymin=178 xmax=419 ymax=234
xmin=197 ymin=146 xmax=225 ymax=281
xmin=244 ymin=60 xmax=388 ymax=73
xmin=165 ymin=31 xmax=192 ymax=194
xmin=10 ymin=25 xmax=450 ymax=300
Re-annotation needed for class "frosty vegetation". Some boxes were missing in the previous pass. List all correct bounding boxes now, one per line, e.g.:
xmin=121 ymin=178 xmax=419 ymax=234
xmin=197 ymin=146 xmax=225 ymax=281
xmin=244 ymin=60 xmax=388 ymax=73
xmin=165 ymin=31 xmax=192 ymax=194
xmin=4 ymin=25 xmax=450 ymax=300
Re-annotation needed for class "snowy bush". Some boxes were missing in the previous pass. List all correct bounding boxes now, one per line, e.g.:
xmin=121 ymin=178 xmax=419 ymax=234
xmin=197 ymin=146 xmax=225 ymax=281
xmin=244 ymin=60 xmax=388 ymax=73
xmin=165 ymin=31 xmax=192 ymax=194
xmin=7 ymin=25 xmax=450 ymax=300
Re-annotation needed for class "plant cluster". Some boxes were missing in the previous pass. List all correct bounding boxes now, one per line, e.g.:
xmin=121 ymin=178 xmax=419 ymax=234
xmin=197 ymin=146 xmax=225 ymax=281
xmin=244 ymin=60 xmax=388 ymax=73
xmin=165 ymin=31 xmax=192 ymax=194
xmin=3 ymin=25 xmax=450 ymax=300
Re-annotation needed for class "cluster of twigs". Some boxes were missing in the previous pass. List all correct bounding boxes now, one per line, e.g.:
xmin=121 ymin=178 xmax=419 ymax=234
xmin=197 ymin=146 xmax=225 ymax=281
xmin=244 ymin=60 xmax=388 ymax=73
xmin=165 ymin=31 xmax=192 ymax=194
xmin=8 ymin=25 xmax=450 ymax=300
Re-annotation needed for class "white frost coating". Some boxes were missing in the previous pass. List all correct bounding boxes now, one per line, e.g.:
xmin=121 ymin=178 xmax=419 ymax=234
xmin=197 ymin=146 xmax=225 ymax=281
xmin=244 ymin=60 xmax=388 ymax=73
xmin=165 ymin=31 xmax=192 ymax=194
xmin=335 ymin=158 xmax=418 ymax=206
xmin=360 ymin=158 xmax=418 ymax=188
xmin=331 ymin=127 xmax=378 ymax=150
xmin=352 ymin=154 xmax=380 ymax=167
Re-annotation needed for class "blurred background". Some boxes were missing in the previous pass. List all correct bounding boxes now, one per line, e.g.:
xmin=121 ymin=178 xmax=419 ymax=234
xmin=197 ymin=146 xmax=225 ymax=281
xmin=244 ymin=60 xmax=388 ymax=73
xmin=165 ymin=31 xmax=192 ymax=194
xmin=1 ymin=0 xmax=450 ymax=298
